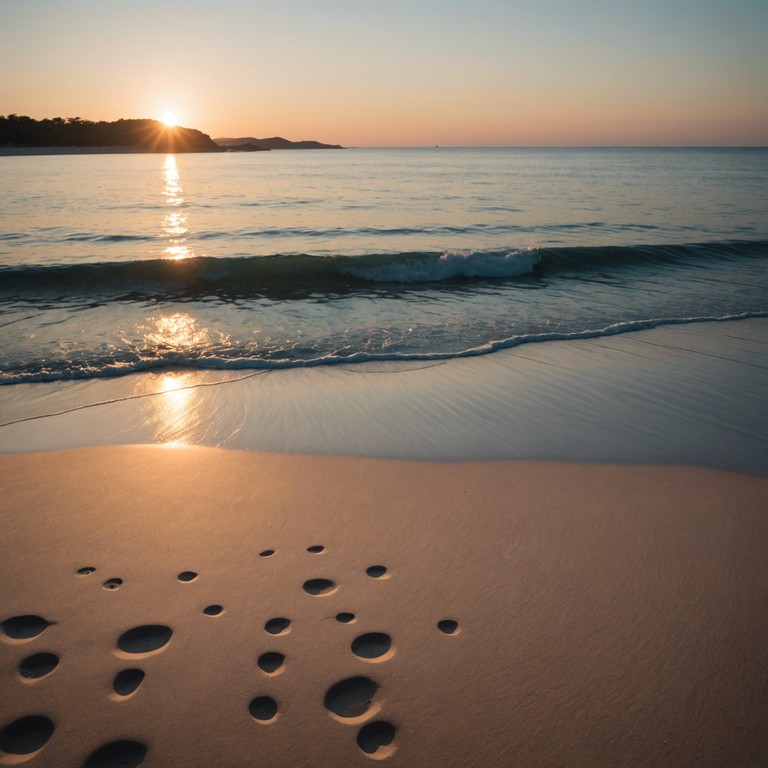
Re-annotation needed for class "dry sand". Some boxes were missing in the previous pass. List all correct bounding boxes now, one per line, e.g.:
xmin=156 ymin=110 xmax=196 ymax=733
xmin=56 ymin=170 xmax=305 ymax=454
xmin=1 ymin=446 xmax=767 ymax=767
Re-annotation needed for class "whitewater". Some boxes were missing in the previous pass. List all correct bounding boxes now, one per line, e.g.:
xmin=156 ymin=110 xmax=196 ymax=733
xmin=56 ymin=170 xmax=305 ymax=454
xmin=1 ymin=147 xmax=767 ymax=384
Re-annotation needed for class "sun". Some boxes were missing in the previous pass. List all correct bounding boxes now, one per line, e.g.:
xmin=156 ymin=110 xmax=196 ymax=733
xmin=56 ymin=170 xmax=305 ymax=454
xmin=162 ymin=112 xmax=178 ymax=128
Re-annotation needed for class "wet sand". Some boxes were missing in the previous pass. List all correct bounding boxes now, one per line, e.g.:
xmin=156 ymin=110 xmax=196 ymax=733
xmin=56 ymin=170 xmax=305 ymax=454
xmin=2 ymin=318 xmax=767 ymax=474
xmin=1 ymin=447 xmax=767 ymax=767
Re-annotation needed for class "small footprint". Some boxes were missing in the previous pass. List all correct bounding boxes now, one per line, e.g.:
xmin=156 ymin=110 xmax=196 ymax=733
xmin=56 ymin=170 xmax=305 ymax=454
xmin=264 ymin=618 xmax=291 ymax=635
xmin=437 ymin=620 xmax=459 ymax=635
xmin=113 ymin=669 xmax=145 ymax=697
xmin=203 ymin=605 xmax=223 ymax=616
xmin=248 ymin=696 xmax=278 ymax=722
xmin=102 ymin=578 xmax=123 ymax=591
xmin=351 ymin=633 xmax=393 ymax=661
xmin=303 ymin=579 xmax=337 ymax=596
xmin=117 ymin=625 xmax=172 ymax=654
xmin=19 ymin=652 xmax=59 ymax=679
xmin=324 ymin=677 xmax=378 ymax=719
xmin=366 ymin=566 xmax=388 ymax=579
xmin=177 ymin=571 xmax=198 ymax=582
xmin=83 ymin=740 xmax=147 ymax=768
xmin=257 ymin=652 xmax=285 ymax=674
xmin=307 ymin=545 xmax=325 ymax=553
xmin=77 ymin=567 xmax=96 ymax=576
xmin=1 ymin=615 xmax=53 ymax=640
xmin=357 ymin=721 xmax=397 ymax=758
xmin=0 ymin=715 xmax=54 ymax=756
xmin=259 ymin=549 xmax=275 ymax=558
xmin=335 ymin=612 xmax=356 ymax=624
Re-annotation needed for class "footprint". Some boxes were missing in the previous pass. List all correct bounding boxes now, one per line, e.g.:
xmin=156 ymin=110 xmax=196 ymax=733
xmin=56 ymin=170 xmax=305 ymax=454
xmin=351 ymin=633 xmax=393 ymax=661
xmin=203 ymin=605 xmax=223 ymax=616
xmin=113 ymin=669 xmax=145 ymax=697
xmin=357 ymin=721 xmax=397 ymax=758
xmin=259 ymin=549 xmax=275 ymax=558
xmin=19 ymin=652 xmax=59 ymax=679
xmin=248 ymin=696 xmax=278 ymax=723
xmin=0 ymin=715 xmax=54 ymax=756
xmin=307 ymin=545 xmax=325 ymax=553
xmin=437 ymin=620 xmax=459 ymax=635
xmin=102 ymin=578 xmax=123 ymax=591
xmin=324 ymin=677 xmax=378 ymax=719
xmin=335 ymin=613 xmax=356 ymax=624
xmin=77 ymin=567 xmax=96 ymax=576
xmin=366 ymin=566 xmax=387 ymax=579
xmin=264 ymin=618 xmax=291 ymax=635
xmin=302 ymin=579 xmax=337 ymax=596
xmin=257 ymin=652 xmax=285 ymax=674
xmin=177 ymin=571 xmax=198 ymax=582
xmin=117 ymin=625 xmax=172 ymax=654
xmin=83 ymin=740 xmax=147 ymax=768
xmin=1 ymin=615 xmax=53 ymax=640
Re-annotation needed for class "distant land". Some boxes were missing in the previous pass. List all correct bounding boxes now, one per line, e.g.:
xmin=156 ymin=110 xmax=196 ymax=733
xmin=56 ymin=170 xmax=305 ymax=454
xmin=215 ymin=136 xmax=344 ymax=150
xmin=0 ymin=116 xmax=344 ymax=154
xmin=0 ymin=115 xmax=223 ymax=152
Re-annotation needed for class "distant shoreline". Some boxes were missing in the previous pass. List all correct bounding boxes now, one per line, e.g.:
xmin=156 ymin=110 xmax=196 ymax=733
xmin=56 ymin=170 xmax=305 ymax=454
xmin=0 ymin=146 xmax=217 ymax=156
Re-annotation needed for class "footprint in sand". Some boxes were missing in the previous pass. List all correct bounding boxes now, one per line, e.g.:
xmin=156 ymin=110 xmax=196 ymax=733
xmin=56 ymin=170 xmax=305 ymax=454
xmin=307 ymin=545 xmax=325 ymax=553
xmin=0 ymin=715 xmax=54 ymax=757
xmin=248 ymin=696 xmax=278 ymax=723
xmin=259 ymin=549 xmax=275 ymax=558
xmin=77 ymin=567 xmax=96 ymax=576
xmin=351 ymin=633 xmax=394 ymax=661
xmin=264 ymin=618 xmax=291 ymax=635
xmin=102 ymin=578 xmax=123 ymax=591
xmin=177 ymin=571 xmax=198 ymax=582
xmin=257 ymin=652 xmax=285 ymax=675
xmin=19 ymin=652 xmax=59 ymax=680
xmin=336 ymin=612 xmax=356 ymax=624
xmin=357 ymin=721 xmax=397 ymax=758
xmin=302 ymin=578 xmax=337 ymax=596
xmin=83 ymin=740 xmax=147 ymax=768
xmin=1 ymin=615 xmax=54 ymax=640
xmin=366 ymin=565 xmax=388 ymax=579
xmin=203 ymin=605 xmax=223 ymax=616
xmin=113 ymin=669 xmax=145 ymax=697
xmin=117 ymin=625 xmax=172 ymax=655
xmin=437 ymin=619 xmax=460 ymax=635
xmin=324 ymin=676 xmax=379 ymax=720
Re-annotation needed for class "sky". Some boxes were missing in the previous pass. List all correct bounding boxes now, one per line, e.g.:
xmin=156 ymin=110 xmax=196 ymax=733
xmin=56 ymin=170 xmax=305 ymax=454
xmin=1 ymin=0 xmax=766 ymax=146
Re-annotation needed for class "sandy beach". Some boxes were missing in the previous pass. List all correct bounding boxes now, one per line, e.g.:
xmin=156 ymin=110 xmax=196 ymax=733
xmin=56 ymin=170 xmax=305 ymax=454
xmin=2 ymin=448 xmax=767 ymax=767
xmin=1 ymin=319 xmax=768 ymax=766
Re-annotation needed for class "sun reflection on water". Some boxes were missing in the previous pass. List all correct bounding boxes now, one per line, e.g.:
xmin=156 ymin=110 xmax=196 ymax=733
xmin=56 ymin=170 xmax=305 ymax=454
xmin=161 ymin=155 xmax=193 ymax=260
xmin=148 ymin=371 xmax=196 ymax=444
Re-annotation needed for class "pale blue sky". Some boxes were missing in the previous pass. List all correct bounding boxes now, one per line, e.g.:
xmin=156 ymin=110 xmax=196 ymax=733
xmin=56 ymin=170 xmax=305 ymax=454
xmin=1 ymin=0 xmax=766 ymax=144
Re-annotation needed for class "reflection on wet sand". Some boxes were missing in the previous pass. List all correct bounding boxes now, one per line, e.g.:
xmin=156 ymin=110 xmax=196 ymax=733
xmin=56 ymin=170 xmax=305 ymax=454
xmin=133 ymin=313 xmax=218 ymax=443
xmin=162 ymin=155 xmax=193 ymax=260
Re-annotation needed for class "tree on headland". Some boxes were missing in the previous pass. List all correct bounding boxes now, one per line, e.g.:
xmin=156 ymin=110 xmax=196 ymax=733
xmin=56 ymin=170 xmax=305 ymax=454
xmin=0 ymin=115 xmax=223 ymax=152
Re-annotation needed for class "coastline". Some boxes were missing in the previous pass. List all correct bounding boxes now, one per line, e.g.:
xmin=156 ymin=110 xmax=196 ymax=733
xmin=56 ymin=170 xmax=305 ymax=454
xmin=2 ymin=317 xmax=766 ymax=474
xmin=0 ymin=146 xmax=222 ymax=156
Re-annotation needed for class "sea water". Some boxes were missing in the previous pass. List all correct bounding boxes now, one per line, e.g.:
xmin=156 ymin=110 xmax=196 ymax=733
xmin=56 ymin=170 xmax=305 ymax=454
xmin=1 ymin=147 xmax=767 ymax=384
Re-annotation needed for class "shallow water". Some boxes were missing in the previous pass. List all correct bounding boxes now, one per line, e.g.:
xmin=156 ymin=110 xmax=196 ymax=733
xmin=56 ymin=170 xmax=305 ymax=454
xmin=1 ymin=147 xmax=767 ymax=383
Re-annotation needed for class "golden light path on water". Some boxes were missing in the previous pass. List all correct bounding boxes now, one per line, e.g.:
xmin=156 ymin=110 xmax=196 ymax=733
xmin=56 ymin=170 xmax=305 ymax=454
xmin=134 ymin=312 xmax=228 ymax=444
xmin=161 ymin=154 xmax=193 ymax=261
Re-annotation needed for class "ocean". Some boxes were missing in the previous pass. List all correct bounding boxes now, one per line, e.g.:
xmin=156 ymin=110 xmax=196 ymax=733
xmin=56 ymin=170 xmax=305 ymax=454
xmin=1 ymin=147 xmax=767 ymax=385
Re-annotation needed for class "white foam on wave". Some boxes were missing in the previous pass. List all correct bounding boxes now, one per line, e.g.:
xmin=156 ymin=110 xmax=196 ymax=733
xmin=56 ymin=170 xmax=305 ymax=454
xmin=341 ymin=249 xmax=539 ymax=283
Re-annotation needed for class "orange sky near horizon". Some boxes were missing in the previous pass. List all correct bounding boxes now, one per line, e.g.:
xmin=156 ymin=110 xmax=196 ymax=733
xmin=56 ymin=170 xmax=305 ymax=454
xmin=1 ymin=0 xmax=766 ymax=147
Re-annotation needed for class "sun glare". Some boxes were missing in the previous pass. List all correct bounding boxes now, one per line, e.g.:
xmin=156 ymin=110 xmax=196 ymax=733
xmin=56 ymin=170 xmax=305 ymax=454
xmin=162 ymin=112 xmax=178 ymax=128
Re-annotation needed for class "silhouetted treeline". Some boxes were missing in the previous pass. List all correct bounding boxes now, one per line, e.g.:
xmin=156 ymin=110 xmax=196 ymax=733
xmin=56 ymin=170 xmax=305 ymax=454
xmin=0 ymin=115 xmax=223 ymax=152
xmin=216 ymin=136 xmax=344 ymax=150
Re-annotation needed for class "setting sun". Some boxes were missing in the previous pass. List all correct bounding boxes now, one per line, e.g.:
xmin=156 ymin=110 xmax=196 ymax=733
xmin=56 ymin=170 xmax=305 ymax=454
xmin=162 ymin=111 xmax=178 ymax=127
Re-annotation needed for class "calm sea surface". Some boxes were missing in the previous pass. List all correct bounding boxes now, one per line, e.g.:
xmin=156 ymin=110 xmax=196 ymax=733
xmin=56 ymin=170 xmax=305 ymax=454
xmin=1 ymin=147 xmax=767 ymax=384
